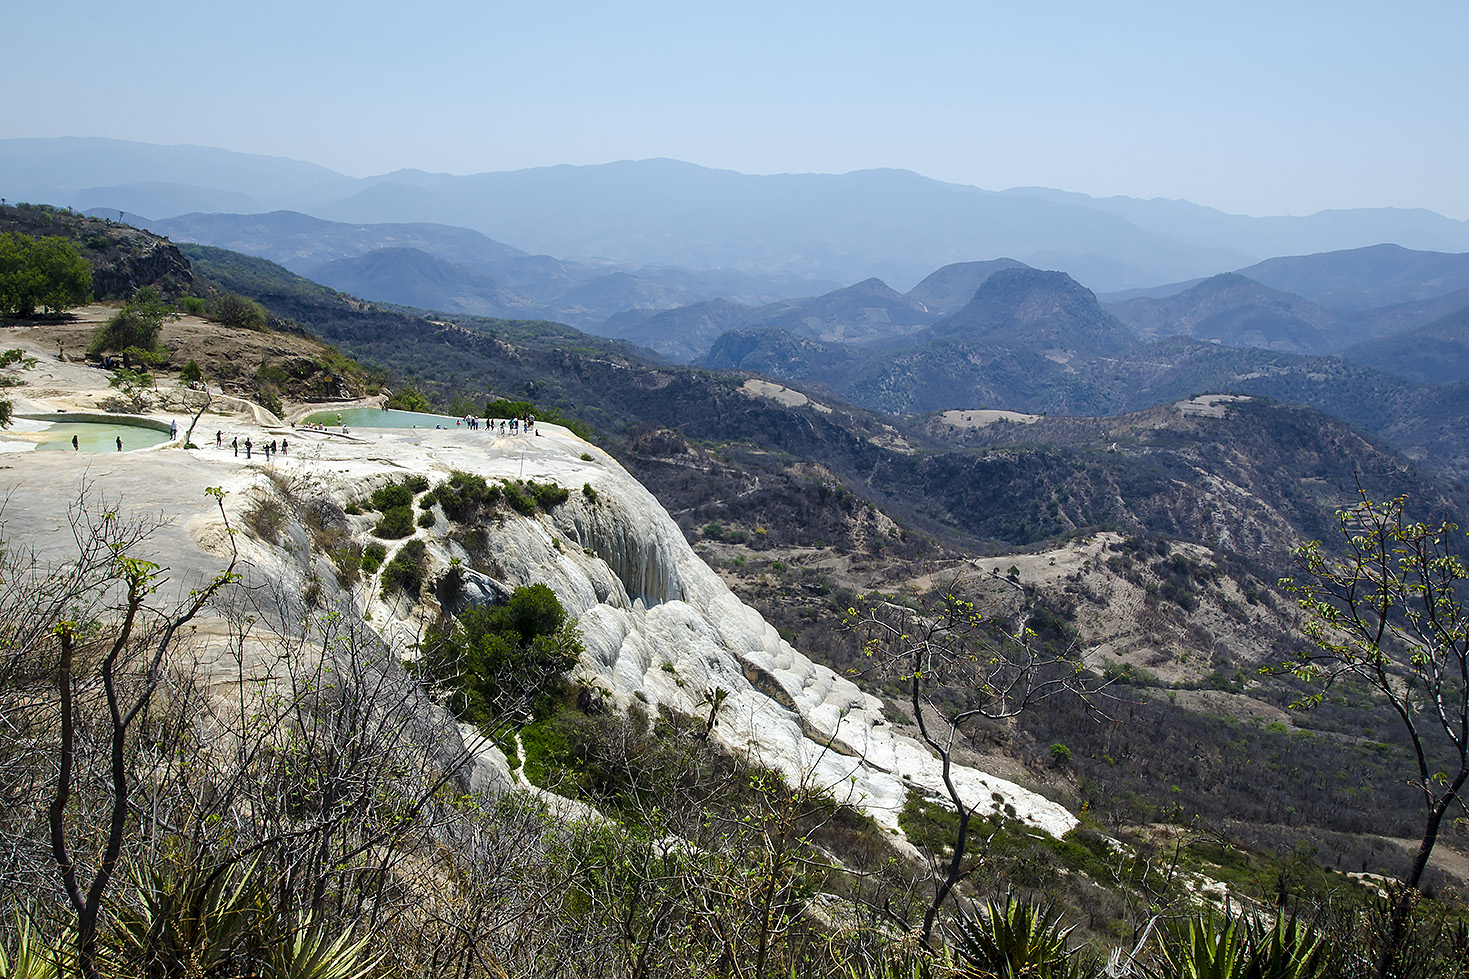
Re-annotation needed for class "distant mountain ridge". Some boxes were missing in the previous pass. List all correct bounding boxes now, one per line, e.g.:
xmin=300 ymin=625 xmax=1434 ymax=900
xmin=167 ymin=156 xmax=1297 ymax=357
xmin=9 ymin=137 xmax=1469 ymax=292
xmin=127 ymin=209 xmax=837 ymax=328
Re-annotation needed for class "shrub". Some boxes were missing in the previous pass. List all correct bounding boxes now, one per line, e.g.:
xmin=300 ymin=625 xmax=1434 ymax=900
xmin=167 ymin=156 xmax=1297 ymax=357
xmin=360 ymin=541 xmax=387 ymax=574
xmin=380 ymin=539 xmax=427 ymax=596
xmin=386 ymin=387 xmax=431 ymax=412
xmin=373 ymin=506 xmax=415 ymax=539
xmin=499 ymin=479 xmax=567 ymax=517
xmin=437 ymin=471 xmax=500 ymax=522
xmin=211 ymin=292 xmax=268 ymax=330
xmin=369 ymin=483 xmax=414 ymax=511
xmin=418 ymin=583 xmax=582 ymax=728
xmin=88 ymin=294 xmax=173 ymax=355
xmin=417 ymin=510 xmax=436 ymax=528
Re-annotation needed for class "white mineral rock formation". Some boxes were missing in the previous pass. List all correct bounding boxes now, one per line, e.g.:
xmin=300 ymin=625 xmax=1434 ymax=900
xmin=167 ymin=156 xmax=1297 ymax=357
xmin=0 ymin=414 xmax=1077 ymax=839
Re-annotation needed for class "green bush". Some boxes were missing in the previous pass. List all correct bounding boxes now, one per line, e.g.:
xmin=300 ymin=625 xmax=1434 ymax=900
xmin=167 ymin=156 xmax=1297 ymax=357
xmin=386 ymin=387 xmax=431 ymax=412
xmin=436 ymin=471 xmax=501 ymax=522
xmin=503 ymin=478 xmax=569 ymax=516
xmin=380 ymin=539 xmax=427 ymax=595
xmin=211 ymin=292 xmax=268 ymax=330
xmin=373 ymin=506 xmax=415 ymax=539
xmin=417 ymin=510 xmax=436 ymax=528
xmin=88 ymin=290 xmax=175 ymax=355
xmin=418 ymin=583 xmax=582 ymax=728
xmin=369 ymin=483 xmax=414 ymax=511
xmin=361 ymin=541 xmax=387 ymax=574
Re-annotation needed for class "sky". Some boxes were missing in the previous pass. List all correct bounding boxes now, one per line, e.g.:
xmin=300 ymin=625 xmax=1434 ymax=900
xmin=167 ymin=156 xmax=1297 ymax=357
xmin=9 ymin=0 xmax=1467 ymax=219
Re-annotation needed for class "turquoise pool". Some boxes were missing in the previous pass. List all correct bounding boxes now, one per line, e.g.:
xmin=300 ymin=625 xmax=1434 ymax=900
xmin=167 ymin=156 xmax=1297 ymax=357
xmin=302 ymin=407 xmax=466 ymax=429
xmin=1 ymin=417 xmax=172 ymax=454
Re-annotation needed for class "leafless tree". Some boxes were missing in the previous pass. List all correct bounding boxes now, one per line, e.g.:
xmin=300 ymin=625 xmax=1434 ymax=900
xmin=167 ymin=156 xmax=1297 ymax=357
xmin=848 ymin=574 xmax=1111 ymax=943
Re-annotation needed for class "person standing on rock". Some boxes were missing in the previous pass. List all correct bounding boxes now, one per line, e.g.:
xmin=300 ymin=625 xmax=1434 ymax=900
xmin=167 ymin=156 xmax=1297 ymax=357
xmin=232 ymin=437 xmax=238 ymax=457
xmin=170 ymin=419 xmax=178 ymax=440
xmin=281 ymin=439 xmax=288 ymax=456
xmin=216 ymin=430 xmax=222 ymax=447
xmin=72 ymin=434 xmax=79 ymax=451
xmin=245 ymin=438 xmax=252 ymax=459
xmin=115 ymin=436 xmax=122 ymax=452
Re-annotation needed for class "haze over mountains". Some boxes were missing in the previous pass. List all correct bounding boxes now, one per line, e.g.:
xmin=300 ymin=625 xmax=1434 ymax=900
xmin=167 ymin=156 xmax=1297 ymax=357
xmin=6 ymin=137 xmax=1469 ymax=294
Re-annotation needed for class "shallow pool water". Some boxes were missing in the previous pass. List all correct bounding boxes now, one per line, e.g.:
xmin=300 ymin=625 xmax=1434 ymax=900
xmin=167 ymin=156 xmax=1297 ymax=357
xmin=302 ymin=407 xmax=466 ymax=430
xmin=3 ymin=419 xmax=172 ymax=453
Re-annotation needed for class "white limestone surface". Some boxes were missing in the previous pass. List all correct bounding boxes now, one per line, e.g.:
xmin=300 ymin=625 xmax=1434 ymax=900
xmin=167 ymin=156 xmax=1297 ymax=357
xmin=0 ymin=417 xmax=1077 ymax=839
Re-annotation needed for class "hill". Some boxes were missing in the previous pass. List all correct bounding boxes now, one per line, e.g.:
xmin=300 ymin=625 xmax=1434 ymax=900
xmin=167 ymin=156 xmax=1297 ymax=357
xmin=1340 ymin=303 xmax=1469 ymax=385
xmin=305 ymin=247 xmax=540 ymax=318
xmin=138 ymin=208 xmax=833 ymax=329
xmin=1108 ymin=272 xmax=1346 ymax=353
xmin=1238 ymin=242 xmax=1469 ymax=311
xmin=600 ymin=298 xmax=753 ymax=363
xmin=903 ymin=258 xmax=1031 ymax=315
xmin=147 ymin=209 xmax=529 ymax=271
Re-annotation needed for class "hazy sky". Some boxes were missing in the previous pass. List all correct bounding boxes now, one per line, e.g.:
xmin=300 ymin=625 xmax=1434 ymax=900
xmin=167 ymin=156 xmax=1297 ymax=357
xmin=10 ymin=1 xmax=1467 ymax=219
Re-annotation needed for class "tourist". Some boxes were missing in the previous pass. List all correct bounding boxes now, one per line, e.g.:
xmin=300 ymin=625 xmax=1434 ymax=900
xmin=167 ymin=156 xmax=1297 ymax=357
xmin=72 ymin=434 xmax=79 ymax=451
xmin=169 ymin=419 xmax=178 ymax=440
xmin=232 ymin=437 xmax=238 ymax=457
xmin=216 ymin=430 xmax=222 ymax=447
xmin=115 ymin=436 xmax=122 ymax=452
xmin=245 ymin=438 xmax=252 ymax=459
xmin=281 ymin=439 xmax=288 ymax=456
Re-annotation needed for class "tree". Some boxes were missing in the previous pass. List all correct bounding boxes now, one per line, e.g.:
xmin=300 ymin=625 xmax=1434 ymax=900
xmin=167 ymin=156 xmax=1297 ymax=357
xmin=1280 ymin=488 xmax=1469 ymax=978
xmin=30 ymin=236 xmax=92 ymax=314
xmin=47 ymin=489 xmax=240 ymax=979
xmin=87 ymin=288 xmax=176 ymax=356
xmin=385 ymin=386 xmax=430 ymax=413
xmin=847 ymin=577 xmax=1108 ymax=943
xmin=210 ymin=292 xmax=267 ymax=330
xmin=0 ymin=233 xmax=92 ymax=317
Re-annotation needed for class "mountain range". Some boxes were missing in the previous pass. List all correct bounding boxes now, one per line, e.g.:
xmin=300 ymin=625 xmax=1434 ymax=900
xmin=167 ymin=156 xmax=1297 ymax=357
xmin=7 ymin=137 xmax=1469 ymax=292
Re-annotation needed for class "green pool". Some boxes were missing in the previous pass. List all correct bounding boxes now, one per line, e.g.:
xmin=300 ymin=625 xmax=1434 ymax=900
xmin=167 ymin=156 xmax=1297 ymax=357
xmin=1 ymin=416 xmax=172 ymax=454
xmin=302 ymin=407 xmax=466 ymax=429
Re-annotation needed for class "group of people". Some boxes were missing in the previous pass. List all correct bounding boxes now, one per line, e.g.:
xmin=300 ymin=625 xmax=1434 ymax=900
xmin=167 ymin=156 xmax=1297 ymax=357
xmin=491 ymin=413 xmax=535 ymax=435
xmin=427 ymin=413 xmax=537 ymax=436
xmin=217 ymin=430 xmax=287 ymax=461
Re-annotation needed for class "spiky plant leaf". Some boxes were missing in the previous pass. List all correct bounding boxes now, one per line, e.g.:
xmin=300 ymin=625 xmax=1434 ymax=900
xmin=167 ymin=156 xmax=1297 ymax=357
xmin=949 ymin=895 xmax=1089 ymax=979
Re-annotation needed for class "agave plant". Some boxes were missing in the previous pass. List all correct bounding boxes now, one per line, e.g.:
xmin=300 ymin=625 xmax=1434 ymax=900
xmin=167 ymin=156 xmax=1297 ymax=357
xmin=0 ymin=914 xmax=64 ymax=979
xmin=109 ymin=855 xmax=269 ymax=978
xmin=1147 ymin=913 xmax=1327 ymax=979
xmin=266 ymin=920 xmax=382 ymax=979
xmin=948 ymin=895 xmax=1093 ymax=979
xmin=1148 ymin=915 xmax=1253 ymax=979
xmin=1251 ymin=915 xmax=1326 ymax=979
